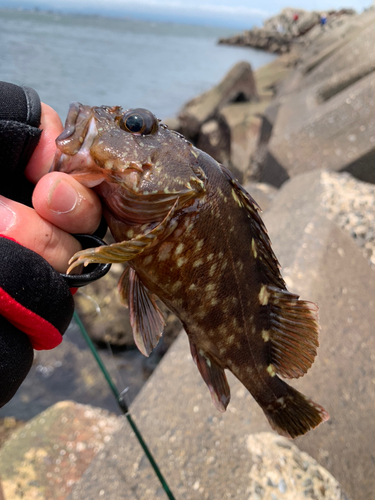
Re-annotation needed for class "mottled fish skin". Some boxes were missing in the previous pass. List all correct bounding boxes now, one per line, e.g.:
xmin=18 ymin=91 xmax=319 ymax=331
xmin=53 ymin=104 xmax=329 ymax=438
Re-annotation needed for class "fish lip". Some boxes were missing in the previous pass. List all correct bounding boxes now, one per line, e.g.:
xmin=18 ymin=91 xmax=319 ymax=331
xmin=56 ymin=102 xmax=83 ymax=142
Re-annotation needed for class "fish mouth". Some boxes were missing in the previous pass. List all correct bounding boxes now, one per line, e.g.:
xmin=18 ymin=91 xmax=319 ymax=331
xmin=53 ymin=102 xmax=110 ymax=188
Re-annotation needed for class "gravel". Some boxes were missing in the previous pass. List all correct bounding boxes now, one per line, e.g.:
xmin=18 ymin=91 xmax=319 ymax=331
xmin=321 ymin=171 xmax=375 ymax=268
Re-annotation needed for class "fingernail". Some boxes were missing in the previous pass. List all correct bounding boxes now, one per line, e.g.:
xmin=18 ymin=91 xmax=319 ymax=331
xmin=0 ymin=198 xmax=16 ymax=232
xmin=49 ymin=179 xmax=78 ymax=214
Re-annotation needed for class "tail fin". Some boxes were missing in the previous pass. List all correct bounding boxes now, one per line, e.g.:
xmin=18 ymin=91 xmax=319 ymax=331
xmin=262 ymin=381 xmax=329 ymax=439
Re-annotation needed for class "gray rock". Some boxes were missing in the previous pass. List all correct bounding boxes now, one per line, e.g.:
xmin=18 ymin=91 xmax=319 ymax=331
xmin=178 ymin=61 xmax=258 ymax=139
xmin=242 ymin=181 xmax=277 ymax=212
xmin=0 ymin=401 xmax=123 ymax=499
xmin=196 ymin=117 xmax=231 ymax=167
xmin=219 ymin=101 xmax=266 ymax=181
xmin=246 ymin=433 xmax=347 ymax=500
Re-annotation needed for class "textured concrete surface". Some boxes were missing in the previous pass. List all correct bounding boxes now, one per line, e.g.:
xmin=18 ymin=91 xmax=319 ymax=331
xmin=0 ymin=402 xmax=122 ymax=500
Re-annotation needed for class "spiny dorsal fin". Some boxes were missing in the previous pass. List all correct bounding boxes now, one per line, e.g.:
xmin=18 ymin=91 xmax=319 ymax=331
xmin=264 ymin=285 xmax=320 ymax=379
xmin=127 ymin=267 xmax=165 ymax=357
xmin=220 ymin=165 xmax=285 ymax=290
xmin=189 ymin=340 xmax=230 ymax=412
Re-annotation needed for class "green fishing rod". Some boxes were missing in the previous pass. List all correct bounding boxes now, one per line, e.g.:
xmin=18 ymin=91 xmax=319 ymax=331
xmin=73 ymin=311 xmax=176 ymax=500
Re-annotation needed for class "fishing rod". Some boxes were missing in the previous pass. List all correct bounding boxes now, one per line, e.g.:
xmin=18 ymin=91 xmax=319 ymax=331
xmin=73 ymin=311 xmax=176 ymax=500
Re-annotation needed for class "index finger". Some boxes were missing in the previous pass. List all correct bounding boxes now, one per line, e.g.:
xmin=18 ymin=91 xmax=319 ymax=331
xmin=25 ymin=103 xmax=63 ymax=184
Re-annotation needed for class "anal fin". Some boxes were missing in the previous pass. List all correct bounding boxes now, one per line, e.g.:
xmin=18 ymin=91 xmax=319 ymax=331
xmin=127 ymin=267 xmax=165 ymax=357
xmin=189 ymin=341 xmax=230 ymax=412
xmin=264 ymin=286 xmax=320 ymax=379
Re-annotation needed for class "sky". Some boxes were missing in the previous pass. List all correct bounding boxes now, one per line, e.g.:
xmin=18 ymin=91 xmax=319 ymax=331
xmin=1 ymin=0 xmax=373 ymax=28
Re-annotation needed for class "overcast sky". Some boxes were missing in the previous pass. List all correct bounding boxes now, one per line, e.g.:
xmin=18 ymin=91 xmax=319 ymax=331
xmin=2 ymin=0 xmax=373 ymax=28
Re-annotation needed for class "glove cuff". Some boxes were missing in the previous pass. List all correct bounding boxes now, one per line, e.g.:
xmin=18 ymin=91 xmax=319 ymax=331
xmin=0 ymin=236 xmax=74 ymax=350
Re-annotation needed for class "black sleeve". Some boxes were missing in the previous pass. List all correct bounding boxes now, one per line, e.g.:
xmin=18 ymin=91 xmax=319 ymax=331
xmin=0 ymin=81 xmax=42 ymax=206
xmin=0 ymin=82 xmax=74 ymax=408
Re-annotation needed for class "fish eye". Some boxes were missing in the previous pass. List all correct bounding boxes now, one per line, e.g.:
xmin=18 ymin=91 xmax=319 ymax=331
xmin=119 ymin=108 xmax=158 ymax=135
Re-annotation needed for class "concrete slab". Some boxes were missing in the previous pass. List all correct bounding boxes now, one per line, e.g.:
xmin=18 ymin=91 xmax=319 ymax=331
xmin=263 ymin=68 xmax=375 ymax=186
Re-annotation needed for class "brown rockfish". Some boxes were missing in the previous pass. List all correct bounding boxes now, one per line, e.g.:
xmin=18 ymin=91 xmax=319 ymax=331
xmin=53 ymin=103 xmax=329 ymax=438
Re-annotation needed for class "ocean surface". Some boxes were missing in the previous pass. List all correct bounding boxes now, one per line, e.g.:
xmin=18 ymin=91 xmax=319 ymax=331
xmin=0 ymin=9 xmax=275 ymax=121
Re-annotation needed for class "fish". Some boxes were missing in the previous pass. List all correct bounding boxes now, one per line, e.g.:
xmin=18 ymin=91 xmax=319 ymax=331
xmin=53 ymin=103 xmax=329 ymax=438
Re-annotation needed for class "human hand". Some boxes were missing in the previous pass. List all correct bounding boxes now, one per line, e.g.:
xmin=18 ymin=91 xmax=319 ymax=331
xmin=0 ymin=103 xmax=103 ymax=273
xmin=0 ymin=83 xmax=104 ymax=408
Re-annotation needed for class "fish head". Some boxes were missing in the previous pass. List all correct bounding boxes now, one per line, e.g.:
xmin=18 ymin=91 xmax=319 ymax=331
xmin=53 ymin=103 xmax=206 ymax=200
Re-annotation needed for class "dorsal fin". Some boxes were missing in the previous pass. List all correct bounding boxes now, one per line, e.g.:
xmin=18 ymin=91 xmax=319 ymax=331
xmin=220 ymin=165 xmax=285 ymax=290
xmin=263 ymin=285 xmax=320 ymax=378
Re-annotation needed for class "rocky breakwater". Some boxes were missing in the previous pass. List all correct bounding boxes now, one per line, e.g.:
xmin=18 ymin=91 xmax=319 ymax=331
xmin=218 ymin=7 xmax=355 ymax=54
xmin=251 ymin=7 xmax=375 ymax=188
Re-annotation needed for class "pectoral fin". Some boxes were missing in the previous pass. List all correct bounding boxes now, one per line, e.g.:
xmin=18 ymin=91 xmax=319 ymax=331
xmin=67 ymin=199 xmax=178 ymax=273
xmin=118 ymin=265 xmax=130 ymax=308
xmin=128 ymin=268 xmax=165 ymax=357
xmin=189 ymin=341 xmax=230 ymax=412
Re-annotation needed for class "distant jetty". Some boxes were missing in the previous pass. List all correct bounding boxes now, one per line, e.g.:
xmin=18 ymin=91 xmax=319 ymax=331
xmin=218 ymin=7 xmax=355 ymax=53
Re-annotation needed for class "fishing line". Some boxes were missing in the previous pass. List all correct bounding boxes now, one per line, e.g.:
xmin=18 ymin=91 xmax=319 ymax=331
xmin=73 ymin=311 xmax=176 ymax=500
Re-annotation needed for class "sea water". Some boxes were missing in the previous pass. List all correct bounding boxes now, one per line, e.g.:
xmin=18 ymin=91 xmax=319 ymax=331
xmin=1 ymin=8 xmax=275 ymax=120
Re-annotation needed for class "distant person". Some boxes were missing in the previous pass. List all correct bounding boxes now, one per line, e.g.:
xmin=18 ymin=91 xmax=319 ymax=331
xmin=320 ymin=13 xmax=327 ymax=29
xmin=292 ymin=13 xmax=299 ymax=23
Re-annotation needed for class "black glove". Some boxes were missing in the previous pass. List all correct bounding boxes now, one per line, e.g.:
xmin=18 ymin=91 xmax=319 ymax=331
xmin=0 ymin=82 xmax=74 ymax=407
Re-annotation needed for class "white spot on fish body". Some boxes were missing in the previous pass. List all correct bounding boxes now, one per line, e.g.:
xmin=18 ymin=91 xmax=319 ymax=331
xmin=231 ymin=189 xmax=241 ymax=206
xmin=267 ymin=364 xmax=276 ymax=377
xmin=175 ymin=243 xmax=184 ymax=256
xmin=209 ymin=263 xmax=217 ymax=277
xmin=251 ymin=239 xmax=257 ymax=259
xmin=227 ymin=334 xmax=235 ymax=344
xmin=189 ymin=283 xmax=197 ymax=291
xmin=177 ymin=257 xmax=187 ymax=267
xmin=172 ymin=281 xmax=182 ymax=292
xmin=259 ymin=285 xmax=270 ymax=305
xmin=262 ymin=330 xmax=270 ymax=342
xmin=193 ymin=259 xmax=204 ymax=268
xmin=126 ymin=229 xmax=134 ymax=239
xmin=144 ymin=255 xmax=153 ymax=266
xmin=158 ymin=243 xmax=173 ymax=261
xmin=237 ymin=261 xmax=244 ymax=271
xmin=207 ymin=253 xmax=214 ymax=262
xmin=196 ymin=239 xmax=204 ymax=252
